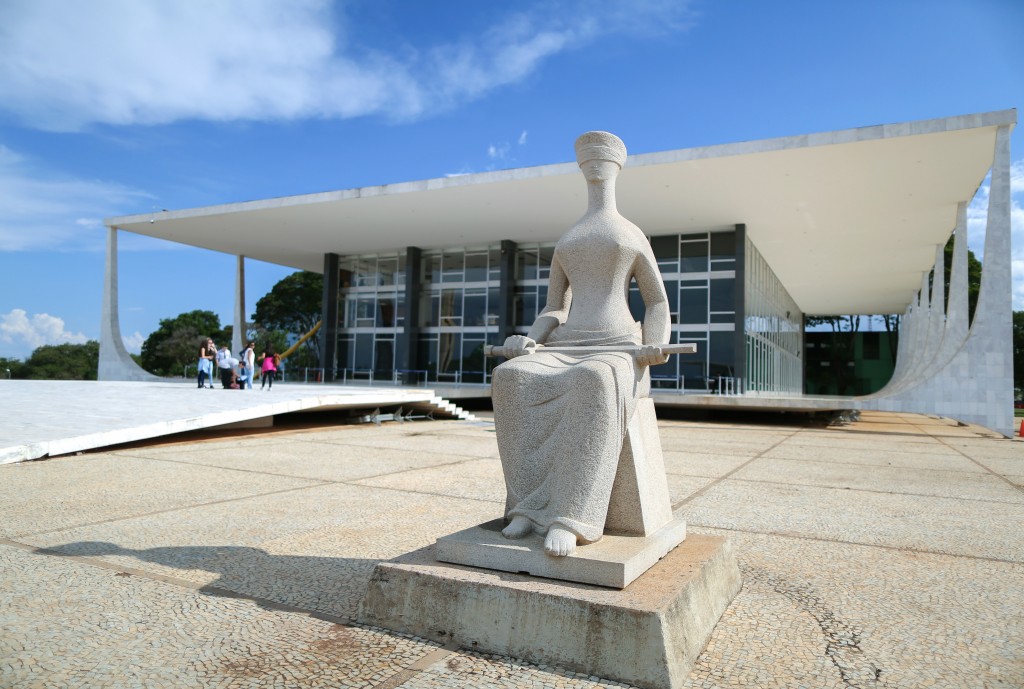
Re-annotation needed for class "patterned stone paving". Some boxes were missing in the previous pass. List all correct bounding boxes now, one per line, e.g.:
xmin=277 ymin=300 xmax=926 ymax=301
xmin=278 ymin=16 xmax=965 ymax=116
xmin=2 ymin=411 xmax=1022 ymax=688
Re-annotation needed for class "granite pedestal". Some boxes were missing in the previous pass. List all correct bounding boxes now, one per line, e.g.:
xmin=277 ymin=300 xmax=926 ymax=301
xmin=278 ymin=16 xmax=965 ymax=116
xmin=359 ymin=534 xmax=741 ymax=689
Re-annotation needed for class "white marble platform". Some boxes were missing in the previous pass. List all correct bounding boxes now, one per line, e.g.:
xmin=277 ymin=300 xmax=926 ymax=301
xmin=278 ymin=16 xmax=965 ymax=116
xmin=0 ymin=380 xmax=467 ymax=464
xmin=435 ymin=517 xmax=688 ymax=589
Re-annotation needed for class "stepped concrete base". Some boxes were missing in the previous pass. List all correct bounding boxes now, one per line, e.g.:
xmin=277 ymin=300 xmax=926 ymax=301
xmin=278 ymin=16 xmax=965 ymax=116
xmin=359 ymin=534 xmax=741 ymax=689
xmin=434 ymin=517 xmax=688 ymax=589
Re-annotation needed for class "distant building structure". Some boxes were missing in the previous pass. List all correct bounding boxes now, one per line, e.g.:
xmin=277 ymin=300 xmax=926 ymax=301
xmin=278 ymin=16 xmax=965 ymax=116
xmin=102 ymin=110 xmax=1017 ymax=435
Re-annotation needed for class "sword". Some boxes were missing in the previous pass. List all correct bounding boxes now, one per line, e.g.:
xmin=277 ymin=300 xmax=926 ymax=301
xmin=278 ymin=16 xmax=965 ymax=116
xmin=483 ymin=342 xmax=697 ymax=358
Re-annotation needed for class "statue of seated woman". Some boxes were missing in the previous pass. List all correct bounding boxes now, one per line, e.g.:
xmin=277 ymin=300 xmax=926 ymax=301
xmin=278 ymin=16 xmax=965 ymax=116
xmin=492 ymin=131 xmax=671 ymax=558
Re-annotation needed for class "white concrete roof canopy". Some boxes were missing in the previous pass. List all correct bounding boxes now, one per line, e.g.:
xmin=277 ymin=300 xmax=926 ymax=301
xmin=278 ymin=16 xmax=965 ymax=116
xmin=108 ymin=110 xmax=1016 ymax=316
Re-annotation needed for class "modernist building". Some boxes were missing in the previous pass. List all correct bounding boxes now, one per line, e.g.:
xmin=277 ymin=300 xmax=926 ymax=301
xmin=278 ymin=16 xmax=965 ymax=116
xmin=101 ymin=110 xmax=1016 ymax=435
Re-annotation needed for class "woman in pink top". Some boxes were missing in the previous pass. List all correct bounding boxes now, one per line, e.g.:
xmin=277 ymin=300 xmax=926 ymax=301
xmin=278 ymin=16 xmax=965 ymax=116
xmin=258 ymin=345 xmax=279 ymax=390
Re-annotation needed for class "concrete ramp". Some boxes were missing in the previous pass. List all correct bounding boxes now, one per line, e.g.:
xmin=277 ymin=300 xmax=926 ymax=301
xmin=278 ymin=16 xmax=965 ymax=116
xmin=0 ymin=380 xmax=476 ymax=464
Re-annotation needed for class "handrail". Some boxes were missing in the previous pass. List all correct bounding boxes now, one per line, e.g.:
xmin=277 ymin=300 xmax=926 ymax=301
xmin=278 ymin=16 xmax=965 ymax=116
xmin=280 ymin=321 xmax=322 ymax=360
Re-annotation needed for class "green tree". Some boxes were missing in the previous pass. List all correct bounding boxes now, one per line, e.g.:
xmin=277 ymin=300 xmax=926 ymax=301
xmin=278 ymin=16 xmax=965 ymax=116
xmin=22 ymin=341 xmax=100 ymax=380
xmin=1014 ymin=311 xmax=1024 ymax=399
xmin=0 ymin=356 xmax=26 ymax=379
xmin=942 ymin=236 xmax=983 ymax=323
xmin=140 ymin=310 xmax=227 ymax=376
xmin=252 ymin=271 xmax=323 ymax=367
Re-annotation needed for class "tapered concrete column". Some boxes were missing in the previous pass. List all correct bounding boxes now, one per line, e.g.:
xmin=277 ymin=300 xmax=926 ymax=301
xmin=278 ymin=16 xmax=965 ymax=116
xmin=859 ymin=124 xmax=1016 ymax=436
xmin=233 ymin=255 xmax=246 ymax=357
xmin=98 ymin=227 xmax=162 ymax=381
xmin=933 ymin=204 xmax=970 ymax=365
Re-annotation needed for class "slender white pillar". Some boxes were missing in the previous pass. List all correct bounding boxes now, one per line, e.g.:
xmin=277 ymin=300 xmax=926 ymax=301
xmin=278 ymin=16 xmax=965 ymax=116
xmin=233 ymin=255 xmax=246 ymax=357
xmin=98 ymin=227 xmax=161 ymax=381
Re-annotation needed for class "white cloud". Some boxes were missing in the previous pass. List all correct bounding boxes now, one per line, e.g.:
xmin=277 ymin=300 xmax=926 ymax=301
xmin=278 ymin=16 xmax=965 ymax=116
xmin=0 ymin=309 xmax=90 ymax=356
xmin=0 ymin=144 xmax=153 ymax=251
xmin=487 ymin=143 xmax=511 ymax=160
xmin=0 ymin=1 xmax=695 ymax=131
xmin=122 ymin=330 xmax=145 ymax=354
xmin=518 ymin=130 xmax=529 ymax=146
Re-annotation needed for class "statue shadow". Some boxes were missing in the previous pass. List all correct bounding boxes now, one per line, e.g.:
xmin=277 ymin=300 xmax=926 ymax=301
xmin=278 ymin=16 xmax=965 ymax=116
xmin=37 ymin=540 xmax=381 ymax=623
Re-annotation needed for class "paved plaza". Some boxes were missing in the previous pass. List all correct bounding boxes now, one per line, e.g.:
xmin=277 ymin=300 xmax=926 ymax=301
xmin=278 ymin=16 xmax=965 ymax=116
xmin=1 ymin=410 xmax=1022 ymax=688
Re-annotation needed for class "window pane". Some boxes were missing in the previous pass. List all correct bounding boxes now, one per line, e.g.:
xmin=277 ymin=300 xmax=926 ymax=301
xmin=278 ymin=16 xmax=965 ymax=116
xmin=465 ymin=252 xmax=488 ymax=283
xmin=710 ymin=278 xmax=735 ymax=312
xmin=441 ymin=289 xmax=462 ymax=324
xmin=442 ymin=252 xmax=464 ymax=282
xmin=464 ymin=290 xmax=487 ymax=326
xmin=680 ymin=241 xmax=708 ymax=273
xmin=538 ymin=246 xmax=554 ymax=279
xmin=378 ymin=258 xmax=398 ymax=286
xmin=516 ymin=249 xmax=538 ymax=281
xmin=679 ymin=288 xmax=708 ymax=324
xmin=628 ymin=285 xmax=646 ymax=323
xmin=354 ymin=333 xmax=373 ymax=370
xmin=376 ymin=297 xmax=396 ymax=327
xmin=438 ymin=332 xmax=461 ymax=374
xmin=709 ymin=231 xmax=736 ymax=261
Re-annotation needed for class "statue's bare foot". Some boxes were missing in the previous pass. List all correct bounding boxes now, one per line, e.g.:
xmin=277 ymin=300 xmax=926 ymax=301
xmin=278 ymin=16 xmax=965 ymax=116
xmin=544 ymin=527 xmax=577 ymax=557
xmin=502 ymin=515 xmax=532 ymax=539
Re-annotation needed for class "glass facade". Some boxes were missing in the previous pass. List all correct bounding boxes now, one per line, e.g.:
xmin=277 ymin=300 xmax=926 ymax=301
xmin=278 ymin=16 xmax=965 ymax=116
xmin=329 ymin=228 xmax=803 ymax=395
xmin=512 ymin=244 xmax=553 ymax=330
xmin=646 ymin=230 xmax=740 ymax=391
xmin=743 ymin=235 xmax=803 ymax=394
xmin=417 ymin=247 xmax=503 ymax=384
xmin=336 ymin=253 xmax=407 ymax=381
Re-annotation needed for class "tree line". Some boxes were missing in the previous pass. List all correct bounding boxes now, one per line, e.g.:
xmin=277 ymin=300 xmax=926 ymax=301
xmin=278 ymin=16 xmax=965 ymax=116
xmin=2 ymin=271 xmax=324 ymax=380
xmin=4 ymin=267 xmax=1024 ymax=398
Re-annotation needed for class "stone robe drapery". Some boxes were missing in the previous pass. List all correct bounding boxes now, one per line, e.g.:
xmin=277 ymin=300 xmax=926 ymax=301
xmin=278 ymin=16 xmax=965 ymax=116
xmin=491 ymin=323 xmax=650 ymax=544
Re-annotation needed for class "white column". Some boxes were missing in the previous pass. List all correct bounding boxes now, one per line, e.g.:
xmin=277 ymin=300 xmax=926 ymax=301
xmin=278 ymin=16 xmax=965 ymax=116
xmin=233 ymin=255 xmax=246 ymax=357
xmin=98 ymin=227 xmax=161 ymax=381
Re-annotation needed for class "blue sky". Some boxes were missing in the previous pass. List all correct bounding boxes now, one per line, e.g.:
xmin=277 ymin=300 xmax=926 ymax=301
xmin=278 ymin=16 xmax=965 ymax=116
xmin=0 ymin=0 xmax=1021 ymax=359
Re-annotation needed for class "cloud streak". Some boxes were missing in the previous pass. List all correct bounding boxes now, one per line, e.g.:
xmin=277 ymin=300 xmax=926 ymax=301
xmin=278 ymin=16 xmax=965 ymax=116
xmin=0 ymin=1 xmax=694 ymax=131
xmin=0 ymin=144 xmax=153 ymax=251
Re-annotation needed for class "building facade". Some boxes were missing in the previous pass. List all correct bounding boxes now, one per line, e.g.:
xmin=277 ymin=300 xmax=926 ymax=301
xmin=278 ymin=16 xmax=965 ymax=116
xmin=100 ymin=110 xmax=1016 ymax=435
xmin=324 ymin=225 xmax=804 ymax=396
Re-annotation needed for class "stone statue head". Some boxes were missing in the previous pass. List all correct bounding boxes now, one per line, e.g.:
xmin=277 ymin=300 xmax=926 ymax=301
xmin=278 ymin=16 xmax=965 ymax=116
xmin=574 ymin=131 xmax=627 ymax=169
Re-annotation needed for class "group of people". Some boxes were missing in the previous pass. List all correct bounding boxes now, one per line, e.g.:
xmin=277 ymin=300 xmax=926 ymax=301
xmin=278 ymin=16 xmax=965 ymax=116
xmin=196 ymin=339 xmax=281 ymax=390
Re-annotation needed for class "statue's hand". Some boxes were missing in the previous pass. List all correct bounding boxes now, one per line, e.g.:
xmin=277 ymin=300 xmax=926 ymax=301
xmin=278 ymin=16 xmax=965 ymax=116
xmin=635 ymin=345 xmax=669 ymax=367
xmin=503 ymin=335 xmax=537 ymax=358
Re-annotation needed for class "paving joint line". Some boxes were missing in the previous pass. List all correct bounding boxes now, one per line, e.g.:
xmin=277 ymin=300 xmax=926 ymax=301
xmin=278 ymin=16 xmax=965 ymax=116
xmin=672 ymin=429 xmax=800 ymax=510
xmin=690 ymin=524 xmax=1024 ymax=565
xmin=8 ymin=482 xmax=333 ymax=540
xmin=933 ymin=435 xmax=1024 ymax=496
xmin=760 ymin=454 xmax=984 ymax=474
xmin=719 ymin=475 xmax=1024 ymax=506
xmin=111 ymin=450 xmax=491 ymax=485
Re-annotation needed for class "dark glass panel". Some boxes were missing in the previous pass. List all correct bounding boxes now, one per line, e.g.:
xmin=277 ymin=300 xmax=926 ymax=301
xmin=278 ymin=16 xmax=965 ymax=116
xmin=374 ymin=338 xmax=394 ymax=377
xmin=440 ymin=289 xmax=462 ymax=324
xmin=710 ymin=278 xmax=735 ymax=312
xmin=438 ymin=332 xmax=461 ymax=375
xmin=679 ymin=288 xmax=708 ymax=324
xmin=628 ymin=285 xmax=646 ymax=323
xmin=354 ymin=333 xmax=373 ymax=370
xmin=376 ymin=298 xmax=396 ymax=327
xmin=465 ymin=252 xmax=488 ymax=283
xmin=680 ymin=240 xmax=708 ymax=273
xmin=464 ymin=290 xmax=487 ymax=326
xmin=709 ymin=231 xmax=736 ymax=261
